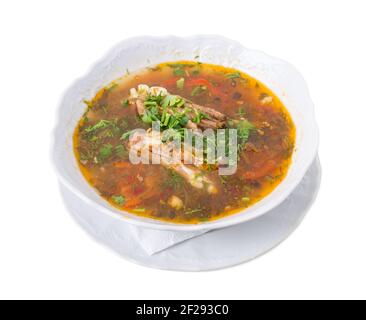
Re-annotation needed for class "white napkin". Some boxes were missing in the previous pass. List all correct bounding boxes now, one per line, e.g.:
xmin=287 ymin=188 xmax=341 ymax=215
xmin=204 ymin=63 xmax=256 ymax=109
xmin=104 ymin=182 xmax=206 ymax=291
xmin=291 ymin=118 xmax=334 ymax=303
xmin=128 ymin=225 xmax=209 ymax=255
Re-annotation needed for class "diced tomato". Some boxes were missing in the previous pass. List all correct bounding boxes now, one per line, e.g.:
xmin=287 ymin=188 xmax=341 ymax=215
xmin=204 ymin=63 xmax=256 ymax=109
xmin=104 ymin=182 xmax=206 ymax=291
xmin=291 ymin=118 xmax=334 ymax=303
xmin=186 ymin=78 xmax=226 ymax=100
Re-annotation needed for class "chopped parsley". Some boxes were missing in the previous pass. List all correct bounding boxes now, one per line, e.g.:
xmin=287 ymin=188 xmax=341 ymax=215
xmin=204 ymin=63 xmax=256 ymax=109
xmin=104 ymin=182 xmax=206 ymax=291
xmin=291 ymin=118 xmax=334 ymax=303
xmin=163 ymin=169 xmax=185 ymax=191
xmin=237 ymin=119 xmax=255 ymax=145
xmin=111 ymin=195 xmax=125 ymax=206
xmin=132 ymin=208 xmax=146 ymax=213
xmin=85 ymin=120 xmax=111 ymax=133
xmin=192 ymin=109 xmax=209 ymax=124
xmin=121 ymin=99 xmax=129 ymax=107
xmin=115 ymin=144 xmax=128 ymax=159
xmin=121 ymin=130 xmax=133 ymax=140
xmin=167 ymin=63 xmax=196 ymax=76
xmin=226 ymin=72 xmax=242 ymax=79
xmin=139 ymin=94 xmax=188 ymax=131
xmin=185 ymin=208 xmax=202 ymax=215
xmin=236 ymin=107 xmax=246 ymax=117
xmin=191 ymin=86 xmax=207 ymax=96
xmin=174 ymin=68 xmax=185 ymax=76
xmin=98 ymin=144 xmax=113 ymax=161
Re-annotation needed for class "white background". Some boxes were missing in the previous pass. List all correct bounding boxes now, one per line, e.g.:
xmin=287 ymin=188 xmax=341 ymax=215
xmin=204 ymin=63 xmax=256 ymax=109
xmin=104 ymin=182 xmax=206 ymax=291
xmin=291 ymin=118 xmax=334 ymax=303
xmin=0 ymin=0 xmax=365 ymax=300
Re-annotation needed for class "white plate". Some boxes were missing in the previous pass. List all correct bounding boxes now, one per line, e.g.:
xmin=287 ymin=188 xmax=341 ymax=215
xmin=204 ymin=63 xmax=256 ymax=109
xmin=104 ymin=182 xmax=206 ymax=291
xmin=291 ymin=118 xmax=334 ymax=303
xmin=53 ymin=35 xmax=319 ymax=232
xmin=60 ymin=157 xmax=321 ymax=271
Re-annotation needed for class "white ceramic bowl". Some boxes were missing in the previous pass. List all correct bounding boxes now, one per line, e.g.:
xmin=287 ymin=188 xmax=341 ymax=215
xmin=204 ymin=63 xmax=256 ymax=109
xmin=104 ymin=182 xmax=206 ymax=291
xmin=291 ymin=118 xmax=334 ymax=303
xmin=52 ymin=35 xmax=319 ymax=232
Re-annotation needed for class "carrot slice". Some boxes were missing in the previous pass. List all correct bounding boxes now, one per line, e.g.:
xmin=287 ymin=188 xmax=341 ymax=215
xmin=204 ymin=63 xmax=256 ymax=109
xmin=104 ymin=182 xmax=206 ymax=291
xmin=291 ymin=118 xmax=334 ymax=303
xmin=124 ymin=197 xmax=143 ymax=209
xmin=163 ymin=77 xmax=181 ymax=87
xmin=186 ymin=78 xmax=212 ymax=87
xmin=113 ymin=161 xmax=131 ymax=168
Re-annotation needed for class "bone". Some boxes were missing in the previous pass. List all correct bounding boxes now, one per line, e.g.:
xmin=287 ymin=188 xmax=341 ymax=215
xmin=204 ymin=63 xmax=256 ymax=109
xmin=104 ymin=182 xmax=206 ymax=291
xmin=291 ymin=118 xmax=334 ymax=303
xmin=128 ymin=130 xmax=218 ymax=194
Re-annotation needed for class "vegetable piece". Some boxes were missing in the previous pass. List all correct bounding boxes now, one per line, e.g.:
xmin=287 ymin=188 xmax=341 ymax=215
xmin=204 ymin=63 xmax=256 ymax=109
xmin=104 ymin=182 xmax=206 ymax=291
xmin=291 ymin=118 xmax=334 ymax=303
xmin=185 ymin=208 xmax=202 ymax=215
xmin=107 ymin=83 xmax=118 ymax=92
xmin=226 ymin=72 xmax=242 ymax=79
xmin=172 ymin=66 xmax=185 ymax=76
xmin=123 ymin=197 xmax=143 ymax=208
xmin=83 ymin=100 xmax=93 ymax=109
xmin=113 ymin=161 xmax=130 ymax=168
xmin=260 ymin=93 xmax=273 ymax=105
xmin=85 ymin=120 xmax=111 ymax=133
xmin=163 ymin=77 xmax=181 ymax=87
xmin=176 ymin=78 xmax=185 ymax=90
xmin=185 ymin=78 xmax=226 ymax=100
xmin=141 ymin=111 xmax=153 ymax=124
xmin=111 ymin=195 xmax=125 ymax=206
xmin=236 ymin=107 xmax=246 ymax=117
xmin=115 ymin=145 xmax=128 ymax=159
xmin=121 ymin=130 xmax=133 ymax=140
xmin=192 ymin=109 xmax=209 ymax=124
xmin=98 ymin=144 xmax=113 ymax=161
xmin=168 ymin=195 xmax=184 ymax=210
xmin=237 ymin=119 xmax=255 ymax=145
xmin=163 ymin=169 xmax=185 ymax=191
xmin=121 ymin=99 xmax=129 ymax=107
xmin=187 ymin=78 xmax=212 ymax=87
xmin=191 ymin=86 xmax=207 ymax=96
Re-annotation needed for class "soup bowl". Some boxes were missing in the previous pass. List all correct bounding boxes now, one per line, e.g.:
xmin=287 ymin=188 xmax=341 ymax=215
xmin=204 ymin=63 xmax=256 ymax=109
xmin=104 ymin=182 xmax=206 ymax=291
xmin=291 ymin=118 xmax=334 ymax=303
xmin=52 ymin=35 xmax=319 ymax=232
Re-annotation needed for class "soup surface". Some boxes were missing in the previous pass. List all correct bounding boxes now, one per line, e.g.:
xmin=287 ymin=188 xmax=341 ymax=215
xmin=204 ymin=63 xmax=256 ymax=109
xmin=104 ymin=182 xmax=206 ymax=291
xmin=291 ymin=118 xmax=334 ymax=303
xmin=74 ymin=61 xmax=295 ymax=223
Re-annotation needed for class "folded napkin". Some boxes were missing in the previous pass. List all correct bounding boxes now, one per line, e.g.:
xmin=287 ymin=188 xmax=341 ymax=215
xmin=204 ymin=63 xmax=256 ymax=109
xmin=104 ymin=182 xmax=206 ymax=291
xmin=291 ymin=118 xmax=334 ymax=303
xmin=61 ymin=158 xmax=320 ymax=261
xmin=128 ymin=225 xmax=208 ymax=255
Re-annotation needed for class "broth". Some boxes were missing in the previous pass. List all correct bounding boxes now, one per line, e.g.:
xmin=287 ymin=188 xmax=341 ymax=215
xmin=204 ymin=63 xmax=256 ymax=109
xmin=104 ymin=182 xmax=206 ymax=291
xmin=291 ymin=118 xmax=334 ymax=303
xmin=74 ymin=61 xmax=295 ymax=223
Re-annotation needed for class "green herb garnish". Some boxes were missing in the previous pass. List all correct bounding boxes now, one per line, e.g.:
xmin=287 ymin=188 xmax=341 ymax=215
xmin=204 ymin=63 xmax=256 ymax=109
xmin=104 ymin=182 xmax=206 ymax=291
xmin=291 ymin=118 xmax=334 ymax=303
xmin=236 ymin=107 xmax=246 ymax=117
xmin=226 ymin=72 xmax=242 ymax=79
xmin=191 ymin=86 xmax=207 ymax=96
xmin=237 ymin=119 xmax=255 ymax=145
xmin=173 ymin=67 xmax=185 ymax=76
xmin=115 ymin=144 xmax=128 ymax=159
xmin=79 ymin=149 xmax=94 ymax=161
xmin=121 ymin=130 xmax=133 ymax=140
xmin=163 ymin=169 xmax=185 ymax=191
xmin=111 ymin=195 xmax=125 ymax=206
xmin=98 ymin=144 xmax=113 ymax=161
xmin=132 ymin=208 xmax=146 ymax=213
xmin=192 ymin=109 xmax=209 ymax=124
xmin=198 ymin=216 xmax=209 ymax=222
xmin=185 ymin=208 xmax=202 ymax=215
xmin=121 ymin=99 xmax=129 ymax=107
xmin=162 ymin=95 xmax=185 ymax=108
xmin=83 ymin=100 xmax=94 ymax=109
xmin=85 ymin=120 xmax=111 ymax=133
xmin=139 ymin=94 xmax=188 ymax=131
xmin=167 ymin=63 xmax=196 ymax=76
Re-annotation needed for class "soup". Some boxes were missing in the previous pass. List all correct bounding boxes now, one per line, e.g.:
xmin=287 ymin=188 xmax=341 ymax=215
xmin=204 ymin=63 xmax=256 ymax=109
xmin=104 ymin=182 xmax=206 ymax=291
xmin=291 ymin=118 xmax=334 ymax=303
xmin=74 ymin=61 xmax=295 ymax=223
